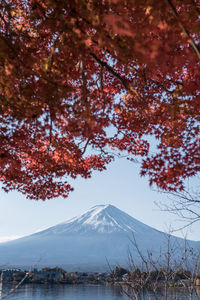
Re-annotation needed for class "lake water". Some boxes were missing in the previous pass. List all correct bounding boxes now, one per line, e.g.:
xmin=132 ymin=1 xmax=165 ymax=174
xmin=2 ymin=284 xmax=199 ymax=299
xmin=2 ymin=284 xmax=129 ymax=299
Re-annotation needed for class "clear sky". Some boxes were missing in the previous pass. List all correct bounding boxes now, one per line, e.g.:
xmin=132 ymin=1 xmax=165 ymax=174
xmin=0 ymin=157 xmax=199 ymax=242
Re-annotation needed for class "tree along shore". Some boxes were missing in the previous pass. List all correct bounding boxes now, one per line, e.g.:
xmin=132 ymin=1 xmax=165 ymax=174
xmin=1 ymin=267 xmax=200 ymax=287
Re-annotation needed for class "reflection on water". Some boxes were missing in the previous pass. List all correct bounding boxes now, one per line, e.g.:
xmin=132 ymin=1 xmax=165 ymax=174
xmin=2 ymin=284 xmax=128 ymax=300
xmin=122 ymin=285 xmax=200 ymax=300
xmin=2 ymin=284 xmax=200 ymax=300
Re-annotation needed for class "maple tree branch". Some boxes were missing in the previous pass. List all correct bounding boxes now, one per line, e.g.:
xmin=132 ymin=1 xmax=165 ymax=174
xmin=0 ymin=30 xmax=72 ymax=93
xmin=46 ymin=111 xmax=53 ymax=161
xmin=167 ymin=78 xmax=184 ymax=86
xmin=89 ymin=52 xmax=128 ymax=90
xmin=82 ymin=138 xmax=90 ymax=155
xmin=100 ymin=65 xmax=104 ymax=92
xmin=191 ymin=0 xmax=200 ymax=16
xmin=166 ymin=0 xmax=200 ymax=59
xmin=150 ymin=79 xmax=173 ymax=94
xmin=99 ymin=65 xmax=107 ymax=109
xmin=80 ymin=59 xmax=88 ymax=104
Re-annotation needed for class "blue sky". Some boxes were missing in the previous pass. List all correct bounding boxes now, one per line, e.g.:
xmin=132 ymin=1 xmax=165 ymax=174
xmin=0 ymin=157 xmax=199 ymax=242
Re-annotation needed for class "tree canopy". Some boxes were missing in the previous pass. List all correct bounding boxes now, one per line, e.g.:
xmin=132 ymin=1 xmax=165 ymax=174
xmin=0 ymin=0 xmax=199 ymax=200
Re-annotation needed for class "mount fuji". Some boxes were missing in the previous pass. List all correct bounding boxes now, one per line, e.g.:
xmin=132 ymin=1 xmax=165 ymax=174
xmin=0 ymin=204 xmax=199 ymax=271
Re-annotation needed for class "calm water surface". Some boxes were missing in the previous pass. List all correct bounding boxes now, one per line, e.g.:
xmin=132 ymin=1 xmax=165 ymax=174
xmin=2 ymin=284 xmax=129 ymax=300
xmin=2 ymin=284 xmax=199 ymax=299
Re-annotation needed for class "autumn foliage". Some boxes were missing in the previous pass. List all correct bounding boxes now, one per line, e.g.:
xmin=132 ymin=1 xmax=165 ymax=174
xmin=0 ymin=0 xmax=199 ymax=199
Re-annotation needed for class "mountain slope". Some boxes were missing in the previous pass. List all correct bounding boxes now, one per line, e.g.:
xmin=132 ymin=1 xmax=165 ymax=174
xmin=34 ymin=204 xmax=162 ymax=235
xmin=0 ymin=205 xmax=199 ymax=271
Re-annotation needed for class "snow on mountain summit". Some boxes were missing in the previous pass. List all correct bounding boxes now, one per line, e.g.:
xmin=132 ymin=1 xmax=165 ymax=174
xmin=38 ymin=204 xmax=158 ymax=235
xmin=0 ymin=204 xmax=199 ymax=270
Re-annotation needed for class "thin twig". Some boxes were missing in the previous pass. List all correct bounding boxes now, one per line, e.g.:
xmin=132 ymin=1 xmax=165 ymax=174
xmin=166 ymin=0 xmax=200 ymax=59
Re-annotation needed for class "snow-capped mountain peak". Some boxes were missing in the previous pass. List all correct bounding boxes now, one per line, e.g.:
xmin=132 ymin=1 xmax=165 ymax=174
xmin=0 ymin=204 xmax=199 ymax=271
xmin=39 ymin=204 xmax=155 ymax=236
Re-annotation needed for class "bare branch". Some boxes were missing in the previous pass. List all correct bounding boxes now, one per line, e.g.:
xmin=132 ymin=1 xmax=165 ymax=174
xmin=1 ymin=270 xmax=30 ymax=299
xmin=155 ymin=182 xmax=200 ymax=230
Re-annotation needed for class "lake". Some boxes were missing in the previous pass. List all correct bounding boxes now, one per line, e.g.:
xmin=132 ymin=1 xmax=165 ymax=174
xmin=1 ymin=284 xmax=129 ymax=299
xmin=1 ymin=284 xmax=200 ymax=299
